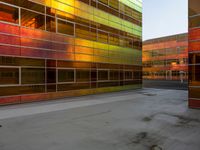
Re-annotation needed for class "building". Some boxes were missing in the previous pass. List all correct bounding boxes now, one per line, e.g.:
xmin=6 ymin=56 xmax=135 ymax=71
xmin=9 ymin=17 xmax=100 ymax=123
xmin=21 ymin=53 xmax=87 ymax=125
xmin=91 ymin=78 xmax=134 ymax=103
xmin=143 ymin=33 xmax=188 ymax=81
xmin=189 ymin=0 xmax=200 ymax=108
xmin=0 ymin=0 xmax=142 ymax=105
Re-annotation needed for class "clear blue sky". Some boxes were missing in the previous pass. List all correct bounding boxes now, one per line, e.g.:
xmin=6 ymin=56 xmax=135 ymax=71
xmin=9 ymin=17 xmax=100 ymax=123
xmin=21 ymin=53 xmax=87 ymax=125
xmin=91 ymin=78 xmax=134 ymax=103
xmin=143 ymin=0 xmax=188 ymax=41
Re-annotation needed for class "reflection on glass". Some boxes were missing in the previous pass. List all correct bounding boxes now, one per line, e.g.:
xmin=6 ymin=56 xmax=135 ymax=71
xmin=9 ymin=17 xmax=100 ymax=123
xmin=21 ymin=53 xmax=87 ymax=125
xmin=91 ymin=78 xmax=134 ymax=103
xmin=0 ymin=68 xmax=19 ymax=85
xmin=21 ymin=68 xmax=45 ymax=84
xmin=0 ymin=3 xmax=19 ymax=24
xmin=21 ymin=9 xmax=45 ymax=29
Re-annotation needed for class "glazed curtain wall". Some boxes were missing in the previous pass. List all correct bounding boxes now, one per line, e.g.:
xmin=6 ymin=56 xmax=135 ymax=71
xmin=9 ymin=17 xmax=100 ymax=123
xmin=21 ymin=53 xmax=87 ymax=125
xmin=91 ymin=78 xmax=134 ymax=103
xmin=0 ymin=0 xmax=142 ymax=105
xmin=189 ymin=0 xmax=200 ymax=108
xmin=143 ymin=33 xmax=188 ymax=81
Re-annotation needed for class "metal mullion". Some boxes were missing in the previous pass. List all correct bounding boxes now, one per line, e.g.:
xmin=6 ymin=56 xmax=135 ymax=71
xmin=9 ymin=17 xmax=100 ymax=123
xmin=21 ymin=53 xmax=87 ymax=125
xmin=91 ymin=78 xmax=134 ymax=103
xmin=19 ymin=67 xmax=21 ymax=85
xmin=56 ymin=60 xmax=58 ymax=92
xmin=45 ymin=6 xmax=47 ymax=31
xmin=45 ymin=59 xmax=47 ymax=93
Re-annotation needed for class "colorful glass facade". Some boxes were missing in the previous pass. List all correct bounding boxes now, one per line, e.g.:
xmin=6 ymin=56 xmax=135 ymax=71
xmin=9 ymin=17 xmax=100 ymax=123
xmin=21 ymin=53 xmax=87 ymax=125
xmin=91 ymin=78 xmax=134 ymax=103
xmin=189 ymin=0 xmax=200 ymax=108
xmin=0 ymin=0 xmax=142 ymax=105
xmin=143 ymin=33 xmax=188 ymax=81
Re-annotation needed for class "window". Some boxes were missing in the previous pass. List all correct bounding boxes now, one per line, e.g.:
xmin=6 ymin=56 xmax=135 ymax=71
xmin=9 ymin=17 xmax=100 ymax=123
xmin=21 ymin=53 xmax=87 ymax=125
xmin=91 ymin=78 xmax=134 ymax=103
xmin=46 ymin=7 xmax=56 ymax=16
xmin=125 ymin=71 xmax=133 ymax=80
xmin=189 ymin=87 xmax=200 ymax=99
xmin=0 ymin=3 xmax=19 ymax=24
xmin=58 ymin=69 xmax=74 ymax=82
xmin=189 ymin=0 xmax=200 ymax=16
xmin=47 ymin=69 xmax=56 ymax=83
xmin=109 ymin=0 xmax=119 ymax=10
xmin=75 ymin=24 xmax=97 ymax=40
xmin=76 ymin=70 xmax=90 ymax=82
xmin=21 ymin=9 xmax=45 ymax=30
xmin=133 ymin=71 xmax=141 ymax=79
xmin=91 ymin=70 xmax=97 ymax=81
xmin=78 ymin=0 xmax=90 ymax=5
xmin=21 ymin=68 xmax=45 ymax=84
xmin=0 ymin=68 xmax=19 ymax=85
xmin=46 ymin=16 xmax=56 ymax=32
xmin=20 ymin=0 xmax=45 ymax=13
xmin=98 ymin=70 xmax=109 ymax=81
xmin=110 ymin=70 xmax=119 ymax=80
xmin=2 ymin=0 xmax=45 ymax=13
xmin=109 ymin=34 xmax=119 ymax=45
xmin=98 ymin=30 xmax=108 ymax=43
xmin=190 ymin=15 xmax=200 ymax=28
xmin=99 ymin=0 xmax=108 ymax=5
xmin=57 ymin=19 xmax=74 ymax=36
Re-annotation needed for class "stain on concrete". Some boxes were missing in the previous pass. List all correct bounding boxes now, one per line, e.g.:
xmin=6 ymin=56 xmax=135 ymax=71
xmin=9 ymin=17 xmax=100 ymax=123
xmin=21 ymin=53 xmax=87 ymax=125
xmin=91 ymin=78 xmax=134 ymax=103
xmin=143 ymin=93 xmax=157 ymax=96
xmin=150 ymin=145 xmax=162 ymax=150
xmin=138 ymin=92 xmax=157 ymax=96
xmin=131 ymin=132 xmax=148 ymax=144
xmin=125 ymin=131 xmax=164 ymax=150
xmin=142 ymin=117 xmax=152 ymax=122
xmin=143 ymin=112 xmax=200 ymax=127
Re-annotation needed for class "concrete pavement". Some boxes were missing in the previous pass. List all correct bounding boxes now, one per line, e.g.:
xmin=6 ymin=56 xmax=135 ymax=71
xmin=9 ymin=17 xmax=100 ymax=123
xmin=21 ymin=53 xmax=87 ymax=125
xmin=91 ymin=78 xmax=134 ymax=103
xmin=0 ymin=88 xmax=199 ymax=150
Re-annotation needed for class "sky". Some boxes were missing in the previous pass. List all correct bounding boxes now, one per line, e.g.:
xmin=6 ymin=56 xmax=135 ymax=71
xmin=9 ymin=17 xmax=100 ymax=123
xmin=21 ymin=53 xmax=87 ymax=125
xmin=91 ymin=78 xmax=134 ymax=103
xmin=143 ymin=0 xmax=188 ymax=41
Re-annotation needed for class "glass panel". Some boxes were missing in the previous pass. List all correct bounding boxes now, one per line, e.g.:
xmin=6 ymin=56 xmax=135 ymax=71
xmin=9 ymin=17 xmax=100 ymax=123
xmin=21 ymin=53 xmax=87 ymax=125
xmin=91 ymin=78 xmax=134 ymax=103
xmin=46 ymin=59 xmax=56 ymax=67
xmin=125 ymin=71 xmax=133 ymax=80
xmin=0 ymin=3 xmax=19 ymax=24
xmin=110 ymin=70 xmax=119 ymax=80
xmin=98 ymin=82 xmax=119 ymax=88
xmin=0 ymin=68 xmax=19 ymax=85
xmin=46 ymin=16 xmax=56 ymax=32
xmin=133 ymin=71 xmax=141 ymax=79
xmin=98 ymin=30 xmax=108 ymax=43
xmin=189 ymin=65 xmax=200 ymax=86
xmin=98 ymin=70 xmax=109 ymax=80
xmin=189 ymin=87 xmax=200 ymax=99
xmin=47 ymin=84 xmax=56 ymax=92
xmin=2 ymin=0 xmax=45 ymax=13
xmin=0 ymin=85 xmax=45 ymax=96
xmin=21 ymin=85 xmax=45 ymax=95
xmin=109 ymin=0 xmax=119 ymax=10
xmin=58 ymin=83 xmax=90 ymax=91
xmin=47 ymin=69 xmax=56 ymax=83
xmin=19 ymin=58 xmax=45 ymax=67
xmin=190 ymin=15 xmax=200 ymax=28
xmin=46 ymin=7 xmax=56 ymax=16
xmin=99 ymin=0 xmax=108 ymax=5
xmin=58 ymin=69 xmax=74 ymax=82
xmin=91 ymin=70 xmax=97 ymax=81
xmin=75 ymin=24 xmax=97 ymax=40
xmin=0 ymin=86 xmax=21 ymax=96
xmin=21 ymin=68 xmax=45 ymax=84
xmin=0 ymin=56 xmax=45 ymax=67
xmin=57 ymin=19 xmax=74 ymax=36
xmin=21 ymin=9 xmax=45 ymax=30
xmin=19 ymin=0 xmax=45 ymax=13
xmin=76 ymin=69 xmax=90 ymax=82
xmin=189 ymin=0 xmax=200 ymax=16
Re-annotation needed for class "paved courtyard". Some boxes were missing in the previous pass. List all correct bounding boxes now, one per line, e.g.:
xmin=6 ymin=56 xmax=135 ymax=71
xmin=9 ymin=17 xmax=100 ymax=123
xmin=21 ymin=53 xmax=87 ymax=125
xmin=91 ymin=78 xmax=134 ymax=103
xmin=0 ymin=88 xmax=199 ymax=150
